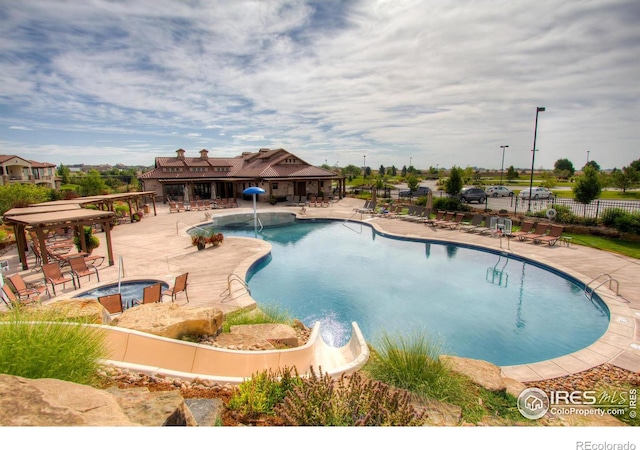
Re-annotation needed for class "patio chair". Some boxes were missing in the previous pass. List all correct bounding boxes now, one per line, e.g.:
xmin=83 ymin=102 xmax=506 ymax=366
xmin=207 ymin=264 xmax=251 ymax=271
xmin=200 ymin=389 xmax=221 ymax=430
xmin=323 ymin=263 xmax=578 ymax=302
xmin=68 ymin=256 xmax=100 ymax=288
xmin=168 ymin=201 xmax=179 ymax=213
xmin=510 ymin=221 xmax=535 ymax=240
xmin=2 ymin=282 xmax=41 ymax=309
xmin=177 ymin=202 xmax=186 ymax=212
xmin=7 ymin=273 xmax=48 ymax=301
xmin=162 ymin=272 xmax=189 ymax=303
xmin=533 ymin=224 xmax=565 ymax=246
xmin=42 ymin=262 xmax=76 ymax=296
xmin=520 ymin=222 xmax=550 ymax=243
xmin=321 ymin=197 xmax=330 ymax=207
xmin=98 ymin=293 xmax=124 ymax=315
xmin=132 ymin=282 xmax=163 ymax=306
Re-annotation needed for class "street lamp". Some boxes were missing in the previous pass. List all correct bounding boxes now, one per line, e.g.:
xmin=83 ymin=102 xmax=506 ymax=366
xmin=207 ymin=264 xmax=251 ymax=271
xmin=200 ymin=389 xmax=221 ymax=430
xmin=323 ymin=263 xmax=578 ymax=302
xmin=527 ymin=107 xmax=546 ymax=212
xmin=363 ymin=155 xmax=366 ymax=178
xmin=499 ymin=145 xmax=509 ymax=186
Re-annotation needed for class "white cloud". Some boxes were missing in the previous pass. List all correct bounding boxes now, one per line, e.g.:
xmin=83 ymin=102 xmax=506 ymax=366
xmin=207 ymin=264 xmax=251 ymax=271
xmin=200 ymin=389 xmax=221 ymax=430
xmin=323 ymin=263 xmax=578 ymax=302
xmin=0 ymin=0 xmax=637 ymax=169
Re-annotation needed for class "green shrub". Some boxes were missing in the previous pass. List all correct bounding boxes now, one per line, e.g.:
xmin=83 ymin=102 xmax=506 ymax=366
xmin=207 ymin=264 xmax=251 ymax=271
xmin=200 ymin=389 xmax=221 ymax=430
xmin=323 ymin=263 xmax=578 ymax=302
xmin=0 ymin=309 xmax=108 ymax=386
xmin=614 ymin=213 xmax=640 ymax=235
xmin=228 ymin=367 xmax=301 ymax=417
xmin=432 ymin=197 xmax=467 ymax=212
xmin=73 ymin=226 xmax=100 ymax=253
xmin=275 ymin=368 xmax=426 ymax=426
xmin=600 ymin=208 xmax=627 ymax=227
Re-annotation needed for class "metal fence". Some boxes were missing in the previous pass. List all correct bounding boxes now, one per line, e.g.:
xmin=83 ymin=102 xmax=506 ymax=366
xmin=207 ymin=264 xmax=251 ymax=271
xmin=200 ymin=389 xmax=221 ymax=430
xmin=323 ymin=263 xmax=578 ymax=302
xmin=492 ymin=196 xmax=640 ymax=219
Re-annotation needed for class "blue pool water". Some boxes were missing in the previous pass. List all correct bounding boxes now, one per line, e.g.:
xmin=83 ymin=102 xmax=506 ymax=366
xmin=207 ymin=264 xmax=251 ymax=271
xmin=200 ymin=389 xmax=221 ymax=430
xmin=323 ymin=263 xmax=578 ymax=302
xmin=74 ymin=280 xmax=169 ymax=308
xmin=205 ymin=218 xmax=609 ymax=366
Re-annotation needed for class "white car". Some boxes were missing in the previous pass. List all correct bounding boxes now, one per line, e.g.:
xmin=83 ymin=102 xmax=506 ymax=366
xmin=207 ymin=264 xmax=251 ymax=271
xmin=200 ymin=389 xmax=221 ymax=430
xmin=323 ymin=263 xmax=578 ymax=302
xmin=485 ymin=186 xmax=514 ymax=197
xmin=517 ymin=187 xmax=553 ymax=199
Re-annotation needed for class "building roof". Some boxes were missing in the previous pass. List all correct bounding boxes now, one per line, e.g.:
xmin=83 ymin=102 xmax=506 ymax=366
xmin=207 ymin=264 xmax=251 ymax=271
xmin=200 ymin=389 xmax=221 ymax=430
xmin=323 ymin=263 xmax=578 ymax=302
xmin=139 ymin=148 xmax=338 ymax=181
xmin=0 ymin=155 xmax=56 ymax=167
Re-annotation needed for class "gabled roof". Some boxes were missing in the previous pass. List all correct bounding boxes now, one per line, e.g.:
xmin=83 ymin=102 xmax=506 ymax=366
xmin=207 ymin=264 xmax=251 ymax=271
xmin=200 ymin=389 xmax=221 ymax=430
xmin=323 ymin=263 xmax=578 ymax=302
xmin=0 ymin=155 xmax=33 ymax=165
xmin=139 ymin=148 xmax=338 ymax=180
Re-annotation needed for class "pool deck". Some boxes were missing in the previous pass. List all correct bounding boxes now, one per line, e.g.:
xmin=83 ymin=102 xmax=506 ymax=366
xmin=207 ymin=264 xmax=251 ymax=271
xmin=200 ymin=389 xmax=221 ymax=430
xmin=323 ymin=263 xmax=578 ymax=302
xmin=4 ymin=196 xmax=639 ymax=382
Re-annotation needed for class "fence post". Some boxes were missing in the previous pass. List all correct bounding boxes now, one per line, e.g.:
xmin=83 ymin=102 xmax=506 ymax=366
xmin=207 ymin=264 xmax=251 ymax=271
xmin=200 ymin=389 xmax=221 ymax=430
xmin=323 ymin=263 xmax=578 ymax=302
xmin=595 ymin=200 xmax=600 ymax=221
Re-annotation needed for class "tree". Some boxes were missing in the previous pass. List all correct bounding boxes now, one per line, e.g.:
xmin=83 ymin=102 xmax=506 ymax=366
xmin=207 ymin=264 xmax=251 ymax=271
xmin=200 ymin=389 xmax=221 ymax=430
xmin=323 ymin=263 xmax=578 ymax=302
xmin=445 ymin=166 xmax=463 ymax=196
xmin=573 ymin=165 xmax=602 ymax=204
xmin=406 ymin=173 xmax=419 ymax=191
xmin=0 ymin=183 xmax=51 ymax=215
xmin=364 ymin=166 xmax=371 ymax=178
xmin=630 ymin=159 xmax=640 ymax=172
xmin=506 ymin=166 xmax=519 ymax=182
xmin=583 ymin=160 xmax=601 ymax=172
xmin=401 ymin=165 xmax=407 ymax=177
xmin=389 ymin=166 xmax=397 ymax=177
xmin=78 ymin=169 xmax=108 ymax=196
xmin=610 ymin=166 xmax=639 ymax=193
xmin=57 ymin=164 xmax=71 ymax=184
xmin=553 ymin=159 xmax=575 ymax=179
xmin=341 ymin=165 xmax=361 ymax=181
xmin=378 ymin=165 xmax=385 ymax=176
xmin=540 ymin=171 xmax=558 ymax=189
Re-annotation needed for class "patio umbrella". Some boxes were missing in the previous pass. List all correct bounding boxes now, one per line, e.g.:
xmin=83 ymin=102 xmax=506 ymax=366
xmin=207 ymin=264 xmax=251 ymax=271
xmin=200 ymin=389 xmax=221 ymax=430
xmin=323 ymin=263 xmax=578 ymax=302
xmin=243 ymin=187 xmax=266 ymax=236
xmin=426 ymin=190 xmax=433 ymax=214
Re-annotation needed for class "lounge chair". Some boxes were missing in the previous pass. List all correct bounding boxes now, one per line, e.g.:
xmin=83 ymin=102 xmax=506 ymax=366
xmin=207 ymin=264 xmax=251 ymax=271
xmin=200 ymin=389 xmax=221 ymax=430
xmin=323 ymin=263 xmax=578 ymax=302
xmin=405 ymin=206 xmax=429 ymax=222
xmin=533 ymin=224 xmax=565 ymax=246
xmin=510 ymin=221 xmax=535 ymax=240
xmin=520 ymin=222 xmax=550 ymax=243
xmin=444 ymin=213 xmax=466 ymax=230
xmin=399 ymin=205 xmax=418 ymax=220
xmin=168 ymin=201 xmax=179 ymax=213
xmin=7 ymin=273 xmax=48 ymax=301
xmin=321 ymin=197 xmax=330 ymax=207
xmin=353 ymin=200 xmax=371 ymax=212
xmin=162 ymin=272 xmax=189 ymax=303
xmin=2 ymin=282 xmax=41 ymax=309
xmin=435 ymin=212 xmax=456 ymax=227
xmin=132 ymin=282 xmax=163 ymax=306
xmin=472 ymin=216 xmax=495 ymax=235
xmin=423 ymin=210 xmax=445 ymax=225
xmin=68 ymin=256 xmax=100 ymax=288
xmin=459 ymin=214 xmax=484 ymax=232
xmin=98 ymin=293 xmax=124 ymax=315
xmin=177 ymin=202 xmax=186 ymax=212
xmin=42 ymin=262 xmax=76 ymax=296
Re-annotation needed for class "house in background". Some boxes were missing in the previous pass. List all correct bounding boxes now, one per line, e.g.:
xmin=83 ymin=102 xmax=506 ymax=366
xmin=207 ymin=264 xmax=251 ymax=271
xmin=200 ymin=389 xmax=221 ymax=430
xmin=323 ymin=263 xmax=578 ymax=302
xmin=0 ymin=155 xmax=59 ymax=189
xmin=139 ymin=148 xmax=346 ymax=203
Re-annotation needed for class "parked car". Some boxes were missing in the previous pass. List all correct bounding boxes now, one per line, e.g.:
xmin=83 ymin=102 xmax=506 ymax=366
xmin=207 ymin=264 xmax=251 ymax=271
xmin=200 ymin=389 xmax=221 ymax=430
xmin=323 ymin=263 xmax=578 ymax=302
xmin=485 ymin=186 xmax=514 ymax=197
xmin=399 ymin=186 xmax=431 ymax=197
xmin=457 ymin=187 xmax=487 ymax=203
xmin=517 ymin=187 xmax=553 ymax=199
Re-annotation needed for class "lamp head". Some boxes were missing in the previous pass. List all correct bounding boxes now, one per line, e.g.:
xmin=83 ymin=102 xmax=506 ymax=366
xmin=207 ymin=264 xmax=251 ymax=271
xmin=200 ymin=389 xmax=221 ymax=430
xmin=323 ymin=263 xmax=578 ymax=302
xmin=537 ymin=107 xmax=546 ymax=112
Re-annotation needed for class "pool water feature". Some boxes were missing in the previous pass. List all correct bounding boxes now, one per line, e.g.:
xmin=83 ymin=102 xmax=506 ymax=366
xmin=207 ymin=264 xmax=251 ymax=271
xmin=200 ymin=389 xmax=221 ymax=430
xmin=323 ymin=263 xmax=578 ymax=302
xmin=202 ymin=217 xmax=609 ymax=367
xmin=74 ymin=280 xmax=169 ymax=309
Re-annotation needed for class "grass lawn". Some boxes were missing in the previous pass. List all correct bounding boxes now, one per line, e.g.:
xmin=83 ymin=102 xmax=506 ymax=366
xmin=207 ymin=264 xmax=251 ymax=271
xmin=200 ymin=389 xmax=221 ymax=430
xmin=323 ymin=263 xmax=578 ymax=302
xmin=564 ymin=233 xmax=640 ymax=259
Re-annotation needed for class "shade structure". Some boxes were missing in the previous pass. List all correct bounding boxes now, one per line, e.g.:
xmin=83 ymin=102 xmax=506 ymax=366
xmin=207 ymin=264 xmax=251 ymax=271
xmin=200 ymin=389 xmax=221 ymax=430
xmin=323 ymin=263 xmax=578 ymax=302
xmin=242 ymin=187 xmax=266 ymax=236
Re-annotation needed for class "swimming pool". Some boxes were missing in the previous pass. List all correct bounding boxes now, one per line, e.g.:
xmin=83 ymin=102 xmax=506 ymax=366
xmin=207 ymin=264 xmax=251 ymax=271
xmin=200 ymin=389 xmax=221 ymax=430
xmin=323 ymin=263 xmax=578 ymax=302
xmin=201 ymin=217 xmax=609 ymax=366
xmin=74 ymin=280 xmax=169 ymax=309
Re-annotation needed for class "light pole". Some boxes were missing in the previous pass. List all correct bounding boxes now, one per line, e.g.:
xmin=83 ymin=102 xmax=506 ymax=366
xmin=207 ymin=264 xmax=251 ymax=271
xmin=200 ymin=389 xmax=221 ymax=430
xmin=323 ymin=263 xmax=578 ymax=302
xmin=410 ymin=156 xmax=412 ymax=168
xmin=586 ymin=150 xmax=590 ymax=165
xmin=499 ymin=145 xmax=509 ymax=185
xmin=363 ymin=155 xmax=366 ymax=178
xmin=527 ymin=107 xmax=546 ymax=212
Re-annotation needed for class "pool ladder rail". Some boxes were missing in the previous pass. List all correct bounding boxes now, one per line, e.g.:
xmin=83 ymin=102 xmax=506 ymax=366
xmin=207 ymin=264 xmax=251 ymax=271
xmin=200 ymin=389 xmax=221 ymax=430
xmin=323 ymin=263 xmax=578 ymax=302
xmin=221 ymin=273 xmax=251 ymax=300
xmin=584 ymin=273 xmax=621 ymax=301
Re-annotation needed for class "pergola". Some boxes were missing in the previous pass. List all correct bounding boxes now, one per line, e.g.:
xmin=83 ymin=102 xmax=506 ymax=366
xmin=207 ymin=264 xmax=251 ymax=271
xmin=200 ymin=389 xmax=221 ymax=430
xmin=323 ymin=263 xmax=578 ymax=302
xmin=31 ymin=191 xmax=158 ymax=220
xmin=4 ymin=207 xmax=116 ymax=270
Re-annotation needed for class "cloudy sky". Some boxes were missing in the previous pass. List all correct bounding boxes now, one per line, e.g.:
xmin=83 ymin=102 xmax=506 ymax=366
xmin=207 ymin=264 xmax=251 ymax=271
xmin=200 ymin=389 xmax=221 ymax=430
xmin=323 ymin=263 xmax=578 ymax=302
xmin=0 ymin=0 xmax=638 ymax=171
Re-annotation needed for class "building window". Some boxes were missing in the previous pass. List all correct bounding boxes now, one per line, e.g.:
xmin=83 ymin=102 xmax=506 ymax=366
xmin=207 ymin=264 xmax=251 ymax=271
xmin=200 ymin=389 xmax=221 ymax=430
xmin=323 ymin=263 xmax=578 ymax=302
xmin=272 ymin=183 xmax=278 ymax=190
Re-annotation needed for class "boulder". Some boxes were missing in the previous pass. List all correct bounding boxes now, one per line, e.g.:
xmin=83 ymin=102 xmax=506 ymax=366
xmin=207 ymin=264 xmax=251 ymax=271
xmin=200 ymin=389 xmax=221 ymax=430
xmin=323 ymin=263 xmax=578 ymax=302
xmin=229 ymin=323 xmax=300 ymax=348
xmin=5 ymin=299 xmax=109 ymax=324
xmin=440 ymin=355 xmax=506 ymax=392
xmin=111 ymin=303 xmax=223 ymax=339
xmin=107 ymin=386 xmax=197 ymax=426
xmin=0 ymin=374 xmax=137 ymax=426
